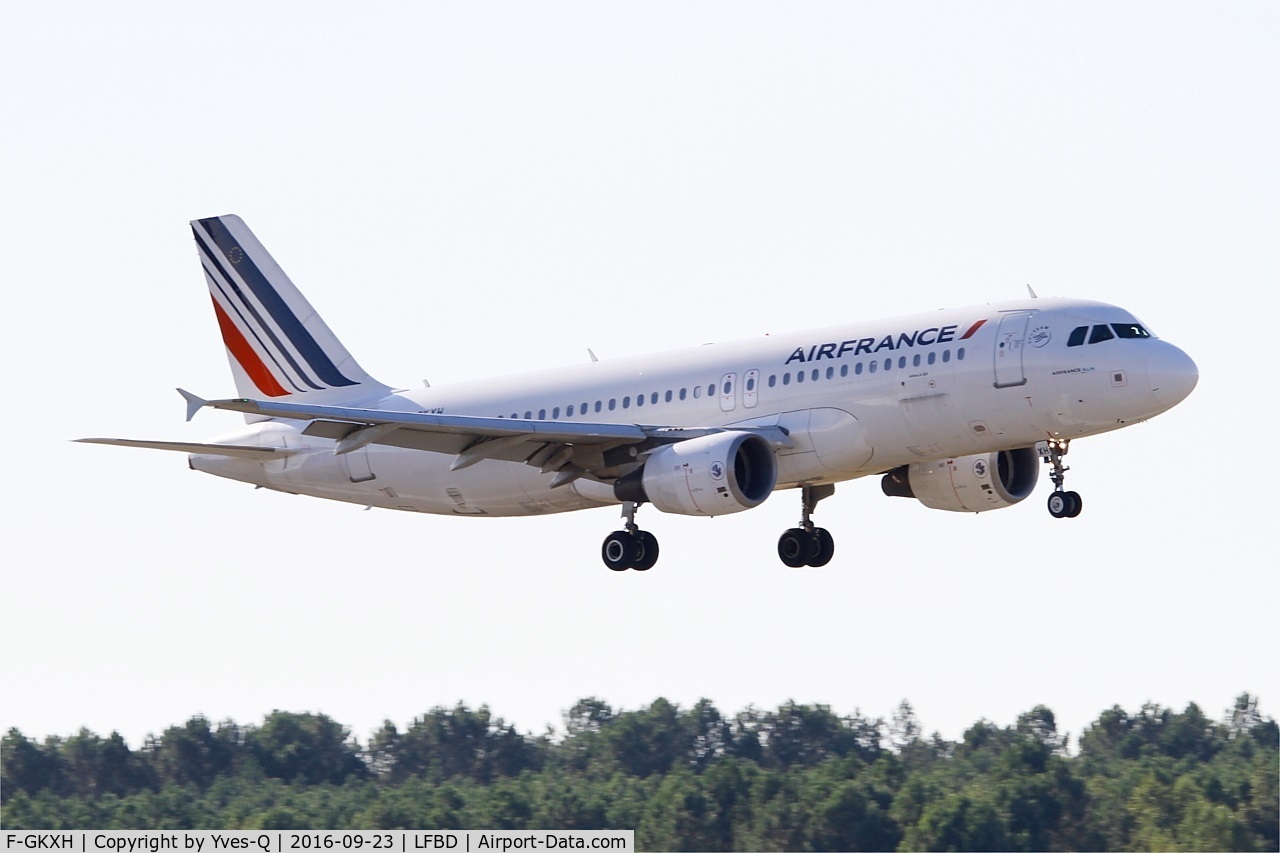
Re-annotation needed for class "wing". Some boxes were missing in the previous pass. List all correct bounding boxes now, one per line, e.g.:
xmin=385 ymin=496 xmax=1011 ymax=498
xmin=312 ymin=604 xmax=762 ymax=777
xmin=188 ymin=392 xmax=792 ymax=488
xmin=74 ymin=438 xmax=296 ymax=458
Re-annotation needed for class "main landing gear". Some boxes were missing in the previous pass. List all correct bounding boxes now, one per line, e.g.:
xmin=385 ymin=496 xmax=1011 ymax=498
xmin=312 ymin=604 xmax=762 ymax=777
xmin=1039 ymin=438 xmax=1083 ymax=519
xmin=777 ymin=484 xmax=836 ymax=568
xmin=601 ymin=502 xmax=659 ymax=571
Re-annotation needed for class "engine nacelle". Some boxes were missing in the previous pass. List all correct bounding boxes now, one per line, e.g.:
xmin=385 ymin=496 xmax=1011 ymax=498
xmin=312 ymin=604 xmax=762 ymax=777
xmin=615 ymin=432 xmax=777 ymax=516
xmin=881 ymin=447 xmax=1039 ymax=513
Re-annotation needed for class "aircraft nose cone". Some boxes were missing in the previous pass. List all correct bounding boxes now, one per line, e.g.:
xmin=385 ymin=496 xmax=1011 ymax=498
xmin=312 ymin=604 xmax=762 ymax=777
xmin=1148 ymin=344 xmax=1198 ymax=408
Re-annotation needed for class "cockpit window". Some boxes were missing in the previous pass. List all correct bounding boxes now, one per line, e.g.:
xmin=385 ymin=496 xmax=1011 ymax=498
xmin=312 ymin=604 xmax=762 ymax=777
xmin=1111 ymin=323 xmax=1151 ymax=339
xmin=1067 ymin=326 xmax=1087 ymax=347
xmin=1089 ymin=324 xmax=1115 ymax=344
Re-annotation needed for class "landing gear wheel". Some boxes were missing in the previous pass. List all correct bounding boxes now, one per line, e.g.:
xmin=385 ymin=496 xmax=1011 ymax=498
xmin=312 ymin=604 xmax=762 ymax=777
xmin=601 ymin=502 xmax=661 ymax=572
xmin=1039 ymin=439 xmax=1083 ymax=519
xmin=632 ymin=531 xmax=659 ymax=572
xmin=602 ymin=531 xmax=636 ymax=571
xmin=1047 ymin=491 xmax=1083 ymax=519
xmin=778 ymin=485 xmax=838 ymax=568
xmin=778 ymin=528 xmax=810 ymax=568
xmin=808 ymin=527 xmax=835 ymax=567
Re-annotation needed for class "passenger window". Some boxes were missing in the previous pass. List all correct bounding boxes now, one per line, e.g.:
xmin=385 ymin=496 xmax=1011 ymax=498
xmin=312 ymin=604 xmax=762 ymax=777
xmin=797 ymin=371 xmax=805 ymax=383
xmin=524 ymin=411 xmax=532 ymax=419
xmin=608 ymin=399 xmax=616 ymax=411
xmin=768 ymin=375 xmax=776 ymax=388
xmin=595 ymin=401 xmax=602 ymax=413
xmin=707 ymin=384 xmax=715 ymax=397
xmin=840 ymin=364 xmax=848 ymax=377
xmin=942 ymin=350 xmax=951 ymax=363
xmin=957 ymin=347 xmax=965 ymax=360
xmin=552 ymin=407 xmax=560 ymax=418
xmin=538 ymin=409 xmax=546 ymax=419
xmin=782 ymin=373 xmax=791 ymax=385
xmin=927 ymin=352 xmax=936 ymax=365
xmin=651 ymin=392 xmax=658 ymax=405
xmin=679 ymin=388 xmax=687 ymax=400
xmin=636 ymin=394 xmax=644 ymax=407
xmin=884 ymin=358 xmax=892 ymax=371
xmin=747 ymin=376 xmax=756 ymax=391
xmin=1089 ymin=325 xmax=1115 ymax=344
xmin=623 ymin=396 xmax=631 ymax=409
xmin=694 ymin=386 xmax=702 ymax=398
xmin=581 ymin=403 xmax=588 ymax=415
xmin=855 ymin=362 xmax=863 ymax=375
xmin=811 ymin=369 xmax=819 ymax=381
xmin=869 ymin=361 xmax=877 ymax=374
xmin=1068 ymin=326 xmax=1087 ymax=347
xmin=665 ymin=390 xmax=673 ymax=402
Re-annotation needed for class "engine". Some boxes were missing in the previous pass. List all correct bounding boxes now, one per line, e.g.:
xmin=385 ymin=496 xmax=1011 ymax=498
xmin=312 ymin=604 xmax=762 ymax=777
xmin=615 ymin=432 xmax=777 ymax=516
xmin=881 ymin=447 xmax=1039 ymax=513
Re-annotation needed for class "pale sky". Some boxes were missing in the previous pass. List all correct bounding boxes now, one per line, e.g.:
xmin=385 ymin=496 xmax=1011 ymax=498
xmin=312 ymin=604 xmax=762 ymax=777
xmin=3 ymin=1 xmax=1276 ymax=752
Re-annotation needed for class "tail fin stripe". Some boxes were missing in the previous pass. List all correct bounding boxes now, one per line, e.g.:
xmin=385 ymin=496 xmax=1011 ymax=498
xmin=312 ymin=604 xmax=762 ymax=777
xmin=196 ymin=217 xmax=358 ymax=388
xmin=210 ymin=297 xmax=291 ymax=397
xmin=202 ymin=261 xmax=310 ymax=393
xmin=200 ymin=249 xmax=322 ymax=391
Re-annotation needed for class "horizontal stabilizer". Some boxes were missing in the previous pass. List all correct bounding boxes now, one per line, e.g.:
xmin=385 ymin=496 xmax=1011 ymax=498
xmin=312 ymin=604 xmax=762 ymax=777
xmin=74 ymin=438 xmax=295 ymax=458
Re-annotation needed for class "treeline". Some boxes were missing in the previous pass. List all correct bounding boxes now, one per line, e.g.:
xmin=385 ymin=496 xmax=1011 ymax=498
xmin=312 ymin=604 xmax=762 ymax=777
xmin=3 ymin=696 xmax=1277 ymax=851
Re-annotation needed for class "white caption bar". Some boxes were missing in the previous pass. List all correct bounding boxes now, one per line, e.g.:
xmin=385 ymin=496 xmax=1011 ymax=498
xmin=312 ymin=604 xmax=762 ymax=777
xmin=1 ymin=833 xmax=633 ymax=853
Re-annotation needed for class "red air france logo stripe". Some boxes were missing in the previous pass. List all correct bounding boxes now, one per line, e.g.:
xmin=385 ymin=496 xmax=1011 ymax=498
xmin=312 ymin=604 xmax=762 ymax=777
xmin=211 ymin=297 xmax=290 ymax=397
xmin=960 ymin=319 xmax=987 ymax=339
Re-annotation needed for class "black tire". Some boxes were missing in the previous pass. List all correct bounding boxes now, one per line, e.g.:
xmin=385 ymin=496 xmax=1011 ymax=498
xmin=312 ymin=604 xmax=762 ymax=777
xmin=1064 ymin=491 xmax=1083 ymax=518
xmin=602 ymin=531 xmax=635 ymax=571
xmin=1047 ymin=492 xmax=1069 ymax=519
xmin=778 ymin=528 xmax=809 ymax=568
xmin=808 ymin=528 xmax=835 ymax=567
xmin=632 ymin=531 xmax=660 ymax=571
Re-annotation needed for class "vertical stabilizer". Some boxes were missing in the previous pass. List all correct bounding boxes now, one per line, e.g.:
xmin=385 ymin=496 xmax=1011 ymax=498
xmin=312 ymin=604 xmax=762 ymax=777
xmin=190 ymin=215 xmax=391 ymax=410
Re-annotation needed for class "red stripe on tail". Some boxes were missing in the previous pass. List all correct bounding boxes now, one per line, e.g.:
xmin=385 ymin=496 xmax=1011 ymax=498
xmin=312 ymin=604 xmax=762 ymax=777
xmin=211 ymin=297 xmax=290 ymax=397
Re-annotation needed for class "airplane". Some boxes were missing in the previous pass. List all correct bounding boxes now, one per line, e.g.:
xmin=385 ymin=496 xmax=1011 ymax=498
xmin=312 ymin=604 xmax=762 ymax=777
xmin=79 ymin=214 xmax=1199 ymax=571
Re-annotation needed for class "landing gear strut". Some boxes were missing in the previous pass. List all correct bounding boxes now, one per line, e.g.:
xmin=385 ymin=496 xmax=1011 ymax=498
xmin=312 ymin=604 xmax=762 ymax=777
xmin=1039 ymin=438 xmax=1083 ymax=518
xmin=778 ymin=484 xmax=836 ymax=568
xmin=601 ymin=501 xmax=659 ymax=571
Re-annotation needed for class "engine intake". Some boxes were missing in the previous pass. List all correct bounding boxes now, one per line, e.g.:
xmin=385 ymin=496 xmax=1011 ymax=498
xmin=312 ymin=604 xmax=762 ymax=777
xmin=616 ymin=432 xmax=777 ymax=516
xmin=881 ymin=447 xmax=1039 ymax=513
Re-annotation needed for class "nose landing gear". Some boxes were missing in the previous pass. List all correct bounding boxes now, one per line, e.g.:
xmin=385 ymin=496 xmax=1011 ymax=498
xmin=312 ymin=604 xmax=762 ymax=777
xmin=601 ymin=501 xmax=659 ymax=571
xmin=778 ymin=484 xmax=836 ymax=567
xmin=1039 ymin=439 xmax=1083 ymax=518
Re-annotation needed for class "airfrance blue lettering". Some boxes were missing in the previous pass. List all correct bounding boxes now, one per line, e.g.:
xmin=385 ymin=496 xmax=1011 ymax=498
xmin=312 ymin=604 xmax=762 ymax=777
xmin=783 ymin=323 xmax=970 ymax=364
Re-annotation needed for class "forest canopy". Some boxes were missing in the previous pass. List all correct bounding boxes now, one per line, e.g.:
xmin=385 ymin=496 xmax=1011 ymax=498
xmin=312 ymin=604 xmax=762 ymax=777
xmin=3 ymin=695 xmax=1276 ymax=851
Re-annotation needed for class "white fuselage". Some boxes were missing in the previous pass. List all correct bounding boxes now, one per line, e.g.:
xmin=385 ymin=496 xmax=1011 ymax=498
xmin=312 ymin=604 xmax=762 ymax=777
xmin=192 ymin=297 xmax=1197 ymax=517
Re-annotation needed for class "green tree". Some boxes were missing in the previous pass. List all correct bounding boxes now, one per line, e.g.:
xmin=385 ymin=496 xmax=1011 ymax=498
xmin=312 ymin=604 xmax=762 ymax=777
xmin=2 ymin=729 xmax=64 ymax=800
xmin=247 ymin=712 xmax=365 ymax=785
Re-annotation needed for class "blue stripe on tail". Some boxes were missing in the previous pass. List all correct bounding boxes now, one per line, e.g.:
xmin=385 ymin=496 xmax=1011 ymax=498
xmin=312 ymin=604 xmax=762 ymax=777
xmin=194 ymin=230 xmax=322 ymax=391
xmin=197 ymin=217 xmax=358 ymax=388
